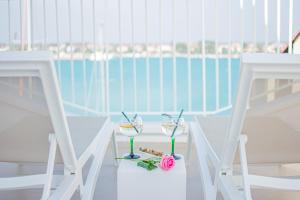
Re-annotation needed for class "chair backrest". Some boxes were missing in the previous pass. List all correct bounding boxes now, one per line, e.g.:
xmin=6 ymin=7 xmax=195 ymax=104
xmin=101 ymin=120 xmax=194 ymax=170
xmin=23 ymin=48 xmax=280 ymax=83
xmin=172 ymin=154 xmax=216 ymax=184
xmin=221 ymin=53 xmax=300 ymax=169
xmin=0 ymin=51 xmax=77 ymax=172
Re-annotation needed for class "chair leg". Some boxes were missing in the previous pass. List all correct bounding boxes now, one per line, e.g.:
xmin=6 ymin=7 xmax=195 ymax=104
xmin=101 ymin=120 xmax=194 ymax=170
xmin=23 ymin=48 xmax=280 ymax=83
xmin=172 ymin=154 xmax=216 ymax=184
xmin=81 ymin=125 xmax=114 ymax=200
xmin=41 ymin=134 xmax=57 ymax=200
xmin=186 ymin=128 xmax=192 ymax=166
xmin=239 ymin=135 xmax=252 ymax=200
xmin=81 ymin=148 xmax=106 ymax=200
xmin=112 ymin=130 xmax=119 ymax=166
xmin=190 ymin=122 xmax=216 ymax=200
xmin=78 ymin=170 xmax=84 ymax=197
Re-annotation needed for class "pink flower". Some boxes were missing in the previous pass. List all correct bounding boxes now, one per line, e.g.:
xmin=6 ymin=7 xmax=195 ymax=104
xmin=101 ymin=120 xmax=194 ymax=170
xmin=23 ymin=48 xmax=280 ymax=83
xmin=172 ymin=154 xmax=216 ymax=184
xmin=160 ymin=155 xmax=175 ymax=171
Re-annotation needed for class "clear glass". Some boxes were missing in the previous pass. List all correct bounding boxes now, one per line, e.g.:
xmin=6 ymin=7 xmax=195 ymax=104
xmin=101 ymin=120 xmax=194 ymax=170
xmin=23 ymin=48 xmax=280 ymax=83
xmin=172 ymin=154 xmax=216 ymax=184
xmin=119 ymin=115 xmax=143 ymax=159
xmin=161 ymin=114 xmax=185 ymax=160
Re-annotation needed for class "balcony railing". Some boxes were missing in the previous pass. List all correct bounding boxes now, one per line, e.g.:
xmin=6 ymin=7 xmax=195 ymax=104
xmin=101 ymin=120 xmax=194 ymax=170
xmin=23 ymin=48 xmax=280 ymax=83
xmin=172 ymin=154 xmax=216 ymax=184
xmin=0 ymin=0 xmax=296 ymax=116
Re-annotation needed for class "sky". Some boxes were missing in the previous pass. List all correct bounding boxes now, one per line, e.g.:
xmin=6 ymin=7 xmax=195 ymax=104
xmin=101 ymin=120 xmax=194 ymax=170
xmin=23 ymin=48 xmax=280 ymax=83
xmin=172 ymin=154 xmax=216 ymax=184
xmin=0 ymin=0 xmax=299 ymax=45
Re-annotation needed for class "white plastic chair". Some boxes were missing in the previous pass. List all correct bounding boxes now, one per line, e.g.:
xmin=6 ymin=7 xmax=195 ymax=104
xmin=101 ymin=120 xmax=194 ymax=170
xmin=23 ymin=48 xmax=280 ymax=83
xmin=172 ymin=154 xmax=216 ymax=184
xmin=0 ymin=51 xmax=118 ymax=200
xmin=188 ymin=53 xmax=300 ymax=199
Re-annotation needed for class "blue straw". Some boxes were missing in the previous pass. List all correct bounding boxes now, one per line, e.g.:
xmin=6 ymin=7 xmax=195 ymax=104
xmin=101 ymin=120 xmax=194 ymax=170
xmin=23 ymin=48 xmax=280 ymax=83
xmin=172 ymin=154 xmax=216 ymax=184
xmin=121 ymin=111 xmax=139 ymax=134
xmin=171 ymin=109 xmax=184 ymax=138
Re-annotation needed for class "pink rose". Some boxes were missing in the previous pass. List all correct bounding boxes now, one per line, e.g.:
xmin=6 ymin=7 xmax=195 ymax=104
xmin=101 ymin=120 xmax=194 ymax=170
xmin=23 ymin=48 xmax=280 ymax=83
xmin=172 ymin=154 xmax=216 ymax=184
xmin=160 ymin=155 xmax=175 ymax=170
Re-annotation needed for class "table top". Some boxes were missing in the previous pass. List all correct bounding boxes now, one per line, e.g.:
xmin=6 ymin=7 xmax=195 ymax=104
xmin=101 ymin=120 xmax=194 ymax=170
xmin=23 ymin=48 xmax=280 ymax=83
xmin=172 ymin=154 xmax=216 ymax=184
xmin=118 ymin=153 xmax=186 ymax=200
xmin=118 ymin=153 xmax=186 ymax=175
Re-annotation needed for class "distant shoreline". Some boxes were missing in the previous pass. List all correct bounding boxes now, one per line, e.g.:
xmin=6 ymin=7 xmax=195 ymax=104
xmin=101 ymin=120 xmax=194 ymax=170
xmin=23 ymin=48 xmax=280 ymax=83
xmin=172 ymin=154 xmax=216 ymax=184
xmin=54 ymin=53 xmax=241 ymax=61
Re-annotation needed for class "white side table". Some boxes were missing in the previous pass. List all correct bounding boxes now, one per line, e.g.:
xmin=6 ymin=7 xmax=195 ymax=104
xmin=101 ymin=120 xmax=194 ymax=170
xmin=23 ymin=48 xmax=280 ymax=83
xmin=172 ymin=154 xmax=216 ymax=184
xmin=117 ymin=154 xmax=186 ymax=200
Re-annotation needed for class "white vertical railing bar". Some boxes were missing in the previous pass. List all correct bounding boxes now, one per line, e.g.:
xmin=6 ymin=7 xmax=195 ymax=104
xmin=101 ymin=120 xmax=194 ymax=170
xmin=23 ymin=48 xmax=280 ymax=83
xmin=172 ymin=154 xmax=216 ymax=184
xmin=95 ymin=64 xmax=100 ymax=112
xmin=7 ymin=0 xmax=11 ymax=49
xmin=201 ymin=0 xmax=206 ymax=113
xmin=67 ymin=0 xmax=75 ymax=103
xmin=22 ymin=0 xmax=31 ymax=50
xmin=104 ymin=44 xmax=109 ymax=114
xmin=131 ymin=0 xmax=137 ymax=111
xmin=30 ymin=0 xmax=34 ymax=49
xmin=92 ymin=0 xmax=99 ymax=112
xmin=101 ymin=32 xmax=106 ymax=113
xmin=85 ymin=1 xmax=98 ymax=111
xmin=20 ymin=0 xmax=32 ymax=50
xmin=240 ymin=0 xmax=244 ymax=53
xmin=86 ymin=66 xmax=96 ymax=111
xmin=18 ymin=0 xmax=31 ymax=49
xmin=264 ymin=0 xmax=268 ymax=51
xmin=215 ymin=0 xmax=220 ymax=110
xmin=103 ymin=0 xmax=109 ymax=113
xmin=54 ymin=0 xmax=61 ymax=85
xmin=228 ymin=0 xmax=232 ymax=105
xmin=26 ymin=0 xmax=31 ymax=50
xmin=172 ymin=0 xmax=177 ymax=111
xmin=43 ymin=0 xmax=47 ymax=49
xmin=101 ymin=49 xmax=110 ymax=114
xmin=288 ymin=0 xmax=293 ymax=54
xmin=252 ymin=0 xmax=256 ymax=52
xmin=19 ymin=0 xmax=22 ymax=49
xmin=101 ymin=24 xmax=107 ymax=113
xmin=118 ymin=0 xmax=124 ymax=111
xmin=145 ymin=0 xmax=150 ymax=112
xmin=80 ymin=0 xmax=87 ymax=109
xmin=159 ymin=0 xmax=164 ymax=111
xmin=186 ymin=0 xmax=192 ymax=112
xmin=276 ymin=0 xmax=281 ymax=53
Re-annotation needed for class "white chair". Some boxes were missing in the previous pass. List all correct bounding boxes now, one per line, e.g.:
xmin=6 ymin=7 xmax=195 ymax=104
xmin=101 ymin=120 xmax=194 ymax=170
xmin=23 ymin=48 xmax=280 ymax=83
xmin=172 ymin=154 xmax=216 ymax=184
xmin=0 ymin=51 xmax=118 ymax=200
xmin=188 ymin=53 xmax=300 ymax=199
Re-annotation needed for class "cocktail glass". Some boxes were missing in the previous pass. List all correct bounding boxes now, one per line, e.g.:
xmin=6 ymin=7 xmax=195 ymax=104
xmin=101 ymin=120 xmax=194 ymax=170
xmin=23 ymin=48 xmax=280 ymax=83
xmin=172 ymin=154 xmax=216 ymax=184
xmin=161 ymin=114 xmax=185 ymax=160
xmin=119 ymin=115 xmax=143 ymax=159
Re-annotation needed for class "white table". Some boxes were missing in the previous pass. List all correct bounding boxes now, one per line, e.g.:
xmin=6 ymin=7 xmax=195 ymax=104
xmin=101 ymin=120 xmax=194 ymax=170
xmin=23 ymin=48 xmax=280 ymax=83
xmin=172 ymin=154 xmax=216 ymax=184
xmin=117 ymin=154 xmax=186 ymax=200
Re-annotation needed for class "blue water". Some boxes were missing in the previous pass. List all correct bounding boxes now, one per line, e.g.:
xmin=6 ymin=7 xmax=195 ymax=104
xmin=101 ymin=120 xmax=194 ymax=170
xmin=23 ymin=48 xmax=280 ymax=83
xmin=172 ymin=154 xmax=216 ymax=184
xmin=56 ymin=57 xmax=240 ymax=115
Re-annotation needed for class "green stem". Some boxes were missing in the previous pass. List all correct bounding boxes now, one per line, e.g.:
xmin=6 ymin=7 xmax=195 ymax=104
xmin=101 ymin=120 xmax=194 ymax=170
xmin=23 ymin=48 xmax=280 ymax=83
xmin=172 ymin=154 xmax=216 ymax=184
xmin=171 ymin=137 xmax=175 ymax=155
xmin=130 ymin=136 xmax=134 ymax=155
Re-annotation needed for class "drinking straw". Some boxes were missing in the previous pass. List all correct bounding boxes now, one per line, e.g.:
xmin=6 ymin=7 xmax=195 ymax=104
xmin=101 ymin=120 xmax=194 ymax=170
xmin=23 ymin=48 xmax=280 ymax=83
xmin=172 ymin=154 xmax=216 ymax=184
xmin=121 ymin=111 xmax=139 ymax=134
xmin=132 ymin=114 xmax=138 ymax=121
xmin=171 ymin=109 xmax=184 ymax=138
xmin=161 ymin=113 xmax=172 ymax=119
